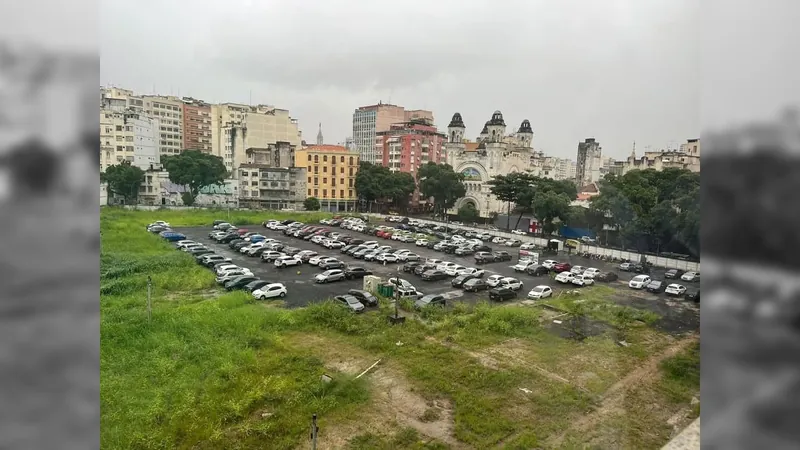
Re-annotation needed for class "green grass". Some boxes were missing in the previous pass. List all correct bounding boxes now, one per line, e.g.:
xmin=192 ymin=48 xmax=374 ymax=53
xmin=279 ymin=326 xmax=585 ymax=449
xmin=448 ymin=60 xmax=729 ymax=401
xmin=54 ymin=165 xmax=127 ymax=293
xmin=101 ymin=209 xmax=699 ymax=449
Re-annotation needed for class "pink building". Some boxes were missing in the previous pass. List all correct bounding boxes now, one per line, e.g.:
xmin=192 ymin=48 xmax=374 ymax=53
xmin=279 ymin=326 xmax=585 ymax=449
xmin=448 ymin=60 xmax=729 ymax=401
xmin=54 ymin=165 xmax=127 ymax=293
xmin=376 ymin=118 xmax=446 ymax=207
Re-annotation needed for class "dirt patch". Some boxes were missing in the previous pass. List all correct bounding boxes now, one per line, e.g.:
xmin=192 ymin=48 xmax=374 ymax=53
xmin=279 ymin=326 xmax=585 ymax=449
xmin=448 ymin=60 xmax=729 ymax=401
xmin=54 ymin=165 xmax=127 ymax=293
xmin=613 ymin=293 xmax=700 ymax=334
xmin=546 ymin=333 xmax=700 ymax=448
xmin=546 ymin=316 xmax=613 ymax=340
xmin=285 ymin=334 xmax=462 ymax=449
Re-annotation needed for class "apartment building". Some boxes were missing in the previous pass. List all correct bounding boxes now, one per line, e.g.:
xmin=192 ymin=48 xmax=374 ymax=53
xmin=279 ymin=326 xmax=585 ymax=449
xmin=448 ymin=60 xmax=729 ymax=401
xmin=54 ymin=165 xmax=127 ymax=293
xmin=100 ymin=86 xmax=144 ymax=113
xmin=352 ymin=102 xmax=434 ymax=164
xmin=295 ymin=145 xmax=360 ymax=212
xmin=142 ymin=95 xmax=184 ymax=155
xmin=620 ymin=138 xmax=702 ymax=174
xmin=237 ymin=166 xmax=307 ymax=210
xmin=210 ymin=103 xmax=302 ymax=173
xmin=575 ymin=138 xmax=603 ymax=188
xmin=181 ymin=97 xmax=212 ymax=152
xmin=99 ymin=108 xmax=160 ymax=171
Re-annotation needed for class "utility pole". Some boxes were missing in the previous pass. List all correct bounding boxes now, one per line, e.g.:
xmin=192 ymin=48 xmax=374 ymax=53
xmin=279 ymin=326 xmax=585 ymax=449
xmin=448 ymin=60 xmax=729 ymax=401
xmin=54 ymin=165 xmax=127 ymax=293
xmin=146 ymin=275 xmax=152 ymax=322
xmin=310 ymin=414 xmax=319 ymax=450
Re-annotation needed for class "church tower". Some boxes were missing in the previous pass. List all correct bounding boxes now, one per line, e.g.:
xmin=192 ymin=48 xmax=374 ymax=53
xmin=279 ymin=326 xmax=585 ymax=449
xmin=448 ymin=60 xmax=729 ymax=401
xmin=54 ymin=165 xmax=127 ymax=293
xmin=447 ymin=112 xmax=466 ymax=143
xmin=316 ymin=123 xmax=324 ymax=145
xmin=516 ymin=119 xmax=533 ymax=148
xmin=486 ymin=111 xmax=506 ymax=143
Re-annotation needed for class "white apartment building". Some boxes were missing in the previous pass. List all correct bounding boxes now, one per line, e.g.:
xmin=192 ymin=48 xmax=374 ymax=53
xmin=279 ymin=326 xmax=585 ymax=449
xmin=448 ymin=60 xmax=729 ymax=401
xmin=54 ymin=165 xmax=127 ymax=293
xmin=100 ymin=86 xmax=145 ymax=113
xmin=575 ymin=138 xmax=603 ymax=188
xmin=142 ymin=95 xmax=184 ymax=155
xmin=210 ymin=103 xmax=302 ymax=173
xmin=100 ymin=108 xmax=160 ymax=171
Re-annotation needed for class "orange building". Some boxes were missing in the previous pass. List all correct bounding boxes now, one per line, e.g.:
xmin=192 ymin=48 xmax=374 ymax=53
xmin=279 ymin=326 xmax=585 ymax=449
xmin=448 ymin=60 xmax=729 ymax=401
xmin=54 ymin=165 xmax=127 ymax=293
xmin=181 ymin=97 xmax=212 ymax=152
xmin=295 ymin=144 xmax=360 ymax=211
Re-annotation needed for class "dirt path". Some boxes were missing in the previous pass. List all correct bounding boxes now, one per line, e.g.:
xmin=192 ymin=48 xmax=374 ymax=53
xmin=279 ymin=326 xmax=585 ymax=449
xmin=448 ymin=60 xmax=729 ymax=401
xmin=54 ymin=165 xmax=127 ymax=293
xmin=285 ymin=334 xmax=466 ymax=449
xmin=546 ymin=333 xmax=699 ymax=448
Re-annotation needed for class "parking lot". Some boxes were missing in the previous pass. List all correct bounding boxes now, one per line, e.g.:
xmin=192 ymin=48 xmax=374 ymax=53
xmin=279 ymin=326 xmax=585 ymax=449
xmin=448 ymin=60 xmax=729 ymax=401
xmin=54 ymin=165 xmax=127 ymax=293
xmin=173 ymin=220 xmax=700 ymax=332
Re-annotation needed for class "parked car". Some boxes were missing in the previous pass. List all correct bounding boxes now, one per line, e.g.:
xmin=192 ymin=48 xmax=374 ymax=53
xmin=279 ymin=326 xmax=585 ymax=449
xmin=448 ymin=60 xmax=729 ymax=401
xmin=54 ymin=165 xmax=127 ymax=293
xmin=319 ymin=259 xmax=345 ymax=270
xmin=628 ymin=275 xmax=651 ymax=289
xmin=414 ymin=294 xmax=446 ymax=309
xmin=251 ymin=283 xmax=287 ymax=300
xmin=513 ymin=260 xmax=536 ymax=272
xmin=685 ymin=289 xmax=700 ymax=303
xmin=511 ymin=229 xmax=526 ymax=235
xmin=681 ymin=271 xmax=700 ymax=282
xmin=665 ymin=283 xmax=687 ymax=296
xmin=421 ymin=270 xmax=448 ymax=281
xmin=274 ymin=256 xmax=301 ymax=268
xmin=474 ymin=252 xmax=495 ymax=264
xmin=555 ymin=271 xmax=576 ymax=284
xmin=489 ymin=287 xmax=517 ymax=301
xmin=457 ymin=267 xmax=485 ymax=278
xmin=444 ymin=265 xmax=467 ymax=277
xmin=334 ymin=295 xmax=365 ymax=313
xmin=594 ymin=272 xmax=619 ymax=282
xmin=198 ymin=254 xmax=232 ymax=267
xmin=541 ymin=259 xmax=558 ymax=269
xmin=572 ymin=274 xmax=594 ymax=287
xmin=315 ymin=269 xmax=346 ymax=283
xmin=664 ymin=269 xmax=684 ymax=279
xmin=505 ymin=239 xmax=522 ymax=247
xmin=344 ymin=267 xmax=372 ymax=279
xmin=348 ymin=289 xmax=378 ymax=307
xmin=618 ymin=262 xmax=633 ymax=271
xmin=527 ymin=285 xmax=553 ymax=299
xmin=242 ymin=280 xmax=270 ymax=293
xmin=261 ymin=251 xmax=285 ymax=263
xmin=463 ymin=278 xmax=489 ymax=292
xmin=499 ymin=277 xmax=523 ymax=291
xmin=402 ymin=261 xmax=421 ymax=273
xmin=553 ymin=263 xmax=573 ymax=273
xmin=582 ymin=268 xmax=602 ymax=278
xmin=492 ymin=251 xmax=513 ymax=262
xmin=414 ymin=263 xmax=436 ymax=276
xmin=645 ymin=280 xmax=665 ymax=293
xmin=451 ymin=274 xmax=478 ymax=288
xmin=224 ymin=275 xmax=259 ymax=291
xmin=525 ymin=265 xmax=550 ymax=276
xmin=486 ymin=274 xmax=505 ymax=287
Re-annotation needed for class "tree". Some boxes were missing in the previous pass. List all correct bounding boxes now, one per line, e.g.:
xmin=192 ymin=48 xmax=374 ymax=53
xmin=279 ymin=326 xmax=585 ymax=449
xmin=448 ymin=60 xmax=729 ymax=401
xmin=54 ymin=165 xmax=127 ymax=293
xmin=161 ymin=150 xmax=228 ymax=206
xmin=354 ymin=162 xmax=417 ymax=213
xmin=531 ymin=190 xmax=572 ymax=235
xmin=418 ymin=163 xmax=466 ymax=219
xmin=487 ymin=173 xmax=578 ymax=231
xmin=457 ymin=202 xmax=480 ymax=223
xmin=103 ymin=160 xmax=145 ymax=204
xmin=304 ymin=196 xmax=321 ymax=211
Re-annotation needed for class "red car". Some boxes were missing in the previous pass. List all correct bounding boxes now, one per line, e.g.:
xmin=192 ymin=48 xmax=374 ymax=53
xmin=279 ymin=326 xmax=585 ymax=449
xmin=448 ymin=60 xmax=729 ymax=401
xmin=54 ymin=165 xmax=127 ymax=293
xmin=236 ymin=229 xmax=249 ymax=235
xmin=553 ymin=262 xmax=572 ymax=273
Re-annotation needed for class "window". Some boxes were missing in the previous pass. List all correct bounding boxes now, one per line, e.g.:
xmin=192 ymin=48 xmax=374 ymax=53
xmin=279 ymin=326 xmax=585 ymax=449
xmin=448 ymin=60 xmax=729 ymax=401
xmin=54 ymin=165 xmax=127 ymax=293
xmin=323 ymin=155 xmax=328 ymax=162
xmin=349 ymin=190 xmax=353 ymax=198
xmin=331 ymin=190 xmax=336 ymax=198
xmin=314 ymin=155 xmax=318 ymax=163
xmin=308 ymin=189 xmax=312 ymax=196
xmin=349 ymin=157 xmax=354 ymax=165
xmin=116 ymin=125 xmax=123 ymax=131
xmin=322 ymin=189 xmax=327 ymax=198
xmin=323 ymin=166 xmax=327 ymax=173
xmin=314 ymin=189 xmax=318 ymax=196
xmin=307 ymin=154 xmax=312 ymax=161
xmin=340 ymin=189 xmax=344 ymax=198
xmin=349 ymin=179 xmax=354 ymax=187
xmin=340 ymin=178 xmax=344 ymax=185
xmin=116 ymin=146 xmax=124 ymax=151
xmin=314 ymin=166 xmax=318 ymax=174
xmin=340 ymin=167 xmax=344 ymax=174
xmin=307 ymin=165 xmax=312 ymax=171
xmin=314 ymin=178 xmax=318 ymax=186
xmin=323 ymin=178 xmax=327 ymax=184
xmin=308 ymin=177 xmax=311 ymax=183
xmin=349 ymin=168 xmax=354 ymax=176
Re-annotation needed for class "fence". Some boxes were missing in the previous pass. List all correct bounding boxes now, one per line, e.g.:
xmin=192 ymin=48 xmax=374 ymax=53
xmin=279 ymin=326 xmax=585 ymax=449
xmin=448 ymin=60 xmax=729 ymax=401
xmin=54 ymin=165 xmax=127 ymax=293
xmin=368 ymin=214 xmax=701 ymax=272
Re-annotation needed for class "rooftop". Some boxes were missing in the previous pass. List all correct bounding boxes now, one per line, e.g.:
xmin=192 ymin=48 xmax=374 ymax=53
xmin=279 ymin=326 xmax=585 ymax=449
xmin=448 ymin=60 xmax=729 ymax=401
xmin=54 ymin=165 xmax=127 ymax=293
xmin=302 ymin=144 xmax=356 ymax=153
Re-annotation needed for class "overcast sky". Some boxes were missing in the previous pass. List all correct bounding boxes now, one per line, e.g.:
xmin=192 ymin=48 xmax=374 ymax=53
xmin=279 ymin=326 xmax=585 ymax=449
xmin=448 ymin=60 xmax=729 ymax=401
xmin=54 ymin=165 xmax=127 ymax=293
xmin=96 ymin=0 xmax=798 ymax=159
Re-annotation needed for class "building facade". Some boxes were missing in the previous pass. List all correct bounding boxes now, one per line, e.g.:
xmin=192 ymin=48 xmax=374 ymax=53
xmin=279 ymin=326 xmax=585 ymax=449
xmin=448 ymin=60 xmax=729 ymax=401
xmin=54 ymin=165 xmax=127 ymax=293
xmin=99 ymin=108 xmax=160 ymax=171
xmin=295 ymin=145 xmax=360 ymax=212
xmin=352 ymin=102 xmax=433 ymax=164
xmin=181 ymin=97 xmax=212 ymax=152
xmin=619 ymin=138 xmax=701 ymax=174
xmin=575 ymin=138 xmax=603 ymax=188
xmin=444 ymin=111 xmax=540 ymax=218
xmin=377 ymin=118 xmax=446 ymax=205
xmin=141 ymin=95 xmax=184 ymax=155
xmin=237 ymin=166 xmax=307 ymax=210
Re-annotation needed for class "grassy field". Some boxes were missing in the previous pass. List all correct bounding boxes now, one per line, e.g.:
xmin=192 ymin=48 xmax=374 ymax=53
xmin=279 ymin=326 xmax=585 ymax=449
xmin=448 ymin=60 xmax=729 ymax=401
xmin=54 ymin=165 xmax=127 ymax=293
xmin=101 ymin=208 xmax=699 ymax=449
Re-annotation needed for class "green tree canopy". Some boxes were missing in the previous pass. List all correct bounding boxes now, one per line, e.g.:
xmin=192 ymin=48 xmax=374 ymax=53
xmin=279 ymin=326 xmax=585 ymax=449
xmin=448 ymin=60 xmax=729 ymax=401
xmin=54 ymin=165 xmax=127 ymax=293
xmin=457 ymin=202 xmax=480 ymax=223
xmin=103 ymin=160 xmax=145 ymax=204
xmin=354 ymin=162 xmax=417 ymax=212
xmin=303 ymin=196 xmax=321 ymax=211
xmin=487 ymin=172 xmax=577 ymax=230
xmin=589 ymin=168 xmax=699 ymax=255
xmin=162 ymin=150 xmax=228 ymax=206
xmin=417 ymin=162 xmax=466 ymax=218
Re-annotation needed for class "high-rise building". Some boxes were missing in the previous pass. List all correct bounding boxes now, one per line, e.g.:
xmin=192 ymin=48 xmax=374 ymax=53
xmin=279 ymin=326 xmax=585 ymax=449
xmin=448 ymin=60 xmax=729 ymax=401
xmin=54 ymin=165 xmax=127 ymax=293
xmin=352 ymin=102 xmax=433 ymax=164
xmin=377 ymin=118 xmax=446 ymax=206
xmin=575 ymin=138 xmax=602 ymax=188
xmin=99 ymin=108 xmax=160 ymax=172
xmin=181 ymin=97 xmax=212 ymax=152
xmin=142 ymin=95 xmax=184 ymax=155
xmin=210 ymin=103 xmax=302 ymax=174
xmin=295 ymin=144 xmax=360 ymax=212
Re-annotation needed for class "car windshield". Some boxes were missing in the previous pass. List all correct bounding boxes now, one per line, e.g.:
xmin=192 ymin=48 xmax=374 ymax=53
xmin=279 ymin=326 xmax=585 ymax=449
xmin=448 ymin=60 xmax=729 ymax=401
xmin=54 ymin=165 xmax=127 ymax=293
xmin=634 ymin=276 xmax=648 ymax=281
xmin=420 ymin=295 xmax=437 ymax=303
xmin=345 ymin=297 xmax=359 ymax=304
xmin=533 ymin=287 xmax=545 ymax=292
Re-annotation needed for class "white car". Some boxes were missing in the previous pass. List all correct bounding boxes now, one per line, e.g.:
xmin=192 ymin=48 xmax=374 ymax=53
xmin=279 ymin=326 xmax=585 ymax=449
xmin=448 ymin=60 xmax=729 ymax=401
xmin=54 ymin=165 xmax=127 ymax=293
xmin=308 ymin=255 xmax=328 ymax=266
xmin=415 ymin=239 xmax=429 ymax=247
xmin=253 ymin=283 xmax=288 ymax=300
xmin=175 ymin=240 xmax=196 ymax=249
xmin=681 ymin=271 xmax=700 ymax=282
xmin=457 ymin=267 xmax=485 ymax=278
xmin=665 ymin=283 xmax=687 ymax=296
xmin=213 ymin=222 xmax=230 ymax=230
xmin=362 ymin=241 xmax=379 ymax=249
xmin=445 ymin=265 xmax=466 ymax=277
xmin=555 ymin=272 xmax=576 ymax=284
xmin=261 ymin=251 xmax=285 ymax=262
xmin=436 ymin=262 xmax=459 ymax=272
xmin=491 ymin=236 xmax=506 ymax=244
xmin=628 ymin=275 xmax=652 ymax=289
xmin=451 ymin=235 xmax=466 ymax=243
xmin=216 ymin=269 xmax=253 ymax=283
xmin=326 ymin=241 xmax=345 ymax=249
xmin=583 ymin=268 xmax=601 ymax=278
xmin=398 ymin=252 xmax=420 ymax=262
xmin=274 ymin=256 xmax=301 ymax=267
xmin=426 ymin=258 xmax=444 ymax=266
xmin=520 ymin=243 xmax=537 ymax=250
xmin=311 ymin=235 xmax=326 ymax=244
xmin=505 ymin=239 xmax=522 ymax=247
xmin=513 ymin=261 xmax=536 ymax=272
xmin=245 ymin=242 xmax=266 ymax=254
xmin=570 ymin=265 xmax=588 ymax=275
xmin=376 ymin=253 xmax=399 ymax=263
xmin=571 ymin=275 xmax=594 ymax=287
xmin=527 ymin=285 xmax=553 ymax=299
xmin=511 ymin=229 xmax=526 ymax=235
xmin=273 ymin=224 xmax=288 ymax=231
xmin=214 ymin=264 xmax=239 ymax=275
xmin=315 ymin=269 xmax=346 ymax=283
xmin=500 ymin=277 xmax=523 ymax=291
xmin=388 ymin=277 xmax=415 ymax=291
xmin=486 ymin=274 xmax=505 ymax=287
xmin=542 ymin=260 xmax=558 ymax=269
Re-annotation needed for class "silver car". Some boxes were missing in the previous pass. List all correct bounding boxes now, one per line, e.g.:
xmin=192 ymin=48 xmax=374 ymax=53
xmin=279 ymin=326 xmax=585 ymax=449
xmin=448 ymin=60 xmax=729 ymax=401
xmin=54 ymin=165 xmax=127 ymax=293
xmin=315 ymin=269 xmax=346 ymax=283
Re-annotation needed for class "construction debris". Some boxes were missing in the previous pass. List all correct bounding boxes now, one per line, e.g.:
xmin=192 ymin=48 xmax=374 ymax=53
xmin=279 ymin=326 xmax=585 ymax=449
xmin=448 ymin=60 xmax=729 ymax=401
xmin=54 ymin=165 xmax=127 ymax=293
xmin=355 ymin=359 xmax=382 ymax=379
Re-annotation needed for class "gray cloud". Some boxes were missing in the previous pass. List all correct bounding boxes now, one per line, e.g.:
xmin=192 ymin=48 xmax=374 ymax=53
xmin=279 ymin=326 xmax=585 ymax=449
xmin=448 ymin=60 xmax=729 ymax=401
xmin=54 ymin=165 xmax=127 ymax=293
xmin=101 ymin=0 xmax=704 ymax=159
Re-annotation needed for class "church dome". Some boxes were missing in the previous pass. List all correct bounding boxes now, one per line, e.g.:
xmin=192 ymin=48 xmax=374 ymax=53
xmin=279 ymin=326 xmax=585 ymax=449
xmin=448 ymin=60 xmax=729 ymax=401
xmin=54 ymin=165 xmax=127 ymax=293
xmin=448 ymin=112 xmax=466 ymax=128
xmin=518 ymin=119 xmax=533 ymax=134
xmin=488 ymin=110 xmax=505 ymax=126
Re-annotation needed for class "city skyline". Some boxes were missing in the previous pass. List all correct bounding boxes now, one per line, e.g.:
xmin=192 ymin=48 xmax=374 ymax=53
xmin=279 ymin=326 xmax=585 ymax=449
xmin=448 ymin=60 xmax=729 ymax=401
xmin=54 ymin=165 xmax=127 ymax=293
xmin=100 ymin=0 xmax=702 ymax=161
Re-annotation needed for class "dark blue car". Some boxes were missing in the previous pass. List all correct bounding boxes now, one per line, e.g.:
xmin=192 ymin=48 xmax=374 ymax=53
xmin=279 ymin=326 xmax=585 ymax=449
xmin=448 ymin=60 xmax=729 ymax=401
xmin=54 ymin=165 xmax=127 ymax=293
xmin=160 ymin=231 xmax=186 ymax=242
